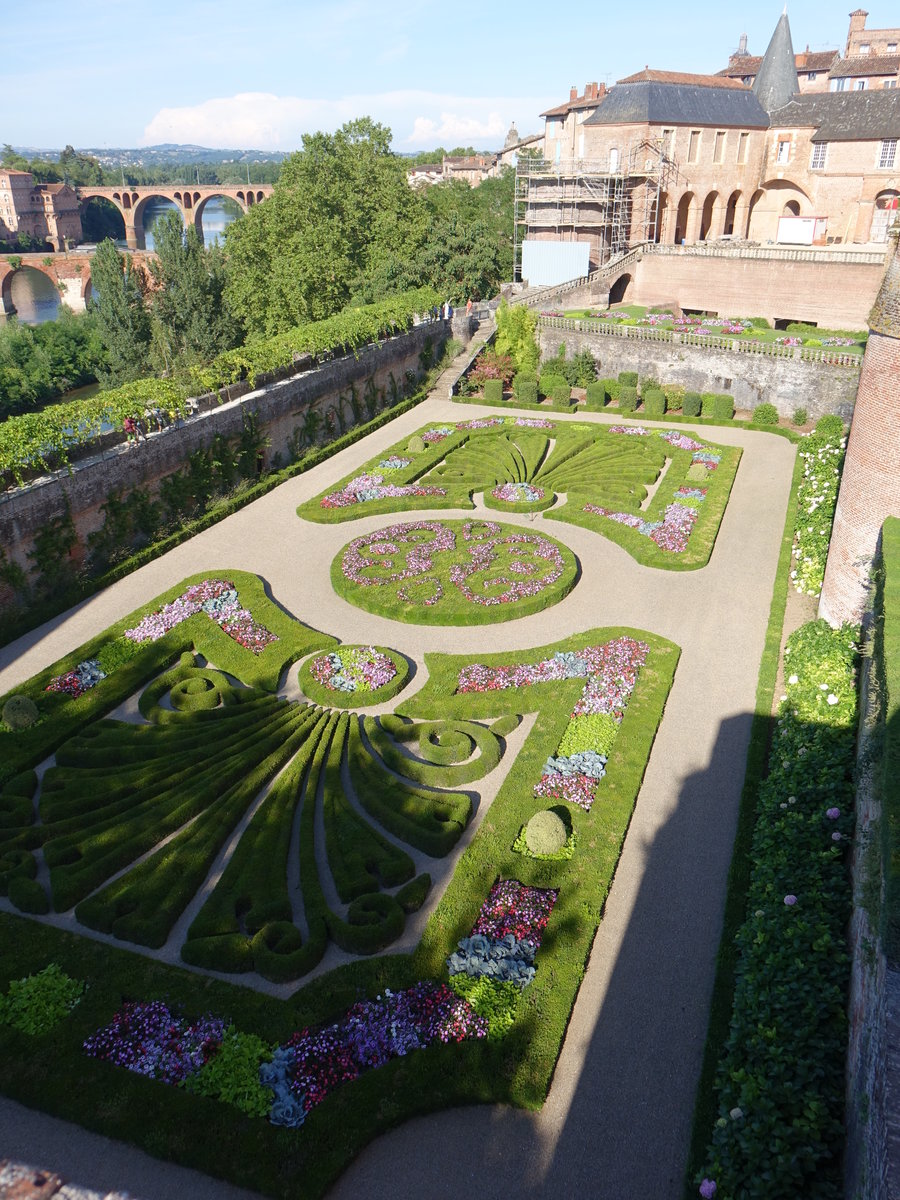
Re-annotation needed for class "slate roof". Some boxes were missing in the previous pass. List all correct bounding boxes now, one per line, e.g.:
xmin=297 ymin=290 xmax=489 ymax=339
xmin=582 ymin=79 xmax=769 ymax=128
xmin=769 ymin=90 xmax=900 ymax=140
xmin=753 ymin=12 xmax=800 ymax=112
xmin=717 ymin=51 xmax=837 ymax=78
xmin=829 ymin=54 xmax=900 ymax=77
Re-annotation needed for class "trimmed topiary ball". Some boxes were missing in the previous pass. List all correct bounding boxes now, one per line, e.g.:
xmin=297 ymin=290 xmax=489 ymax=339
xmin=407 ymin=434 xmax=426 ymax=454
xmin=2 ymin=696 xmax=39 ymax=730
xmin=525 ymin=809 xmax=567 ymax=856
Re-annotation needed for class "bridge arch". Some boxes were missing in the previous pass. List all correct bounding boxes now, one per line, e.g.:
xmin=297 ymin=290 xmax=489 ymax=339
xmin=132 ymin=193 xmax=184 ymax=250
xmin=191 ymin=193 xmax=245 ymax=243
xmin=3 ymin=264 xmax=62 ymax=322
xmin=80 ymin=195 xmax=126 ymax=243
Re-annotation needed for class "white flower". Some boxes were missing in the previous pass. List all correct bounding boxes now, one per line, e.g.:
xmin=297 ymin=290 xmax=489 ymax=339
xmin=827 ymin=694 xmax=839 ymax=705
xmin=788 ymin=674 xmax=798 ymax=684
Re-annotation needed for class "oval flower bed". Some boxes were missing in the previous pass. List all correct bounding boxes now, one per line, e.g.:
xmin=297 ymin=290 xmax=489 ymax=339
xmin=299 ymin=645 xmax=409 ymax=708
xmin=484 ymin=482 xmax=555 ymax=514
xmin=331 ymin=518 xmax=578 ymax=626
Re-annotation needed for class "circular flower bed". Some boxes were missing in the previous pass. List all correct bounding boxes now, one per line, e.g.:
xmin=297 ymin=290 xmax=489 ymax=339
xmin=484 ymin=481 xmax=555 ymax=513
xmin=332 ymin=518 xmax=578 ymax=625
xmin=299 ymin=645 xmax=408 ymax=708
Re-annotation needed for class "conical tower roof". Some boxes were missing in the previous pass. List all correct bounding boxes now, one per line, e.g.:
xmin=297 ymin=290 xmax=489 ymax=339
xmin=870 ymin=227 xmax=900 ymax=337
xmin=753 ymin=11 xmax=800 ymax=112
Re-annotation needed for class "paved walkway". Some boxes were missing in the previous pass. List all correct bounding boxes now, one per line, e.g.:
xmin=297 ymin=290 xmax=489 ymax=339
xmin=0 ymin=398 xmax=796 ymax=1200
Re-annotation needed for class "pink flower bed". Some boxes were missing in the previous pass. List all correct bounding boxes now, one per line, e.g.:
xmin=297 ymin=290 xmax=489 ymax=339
xmin=471 ymin=880 xmax=558 ymax=946
xmin=124 ymin=580 xmax=278 ymax=655
xmin=513 ymin=417 xmax=554 ymax=429
xmin=321 ymin=473 xmax=446 ymax=509
xmin=455 ymin=418 xmax=505 ymax=430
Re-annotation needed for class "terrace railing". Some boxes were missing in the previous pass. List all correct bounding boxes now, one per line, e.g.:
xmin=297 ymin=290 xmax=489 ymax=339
xmin=537 ymin=316 xmax=862 ymax=368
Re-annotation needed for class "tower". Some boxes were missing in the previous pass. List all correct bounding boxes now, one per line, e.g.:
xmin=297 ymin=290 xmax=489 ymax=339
xmin=819 ymin=228 xmax=900 ymax=626
xmin=753 ymin=10 xmax=800 ymax=112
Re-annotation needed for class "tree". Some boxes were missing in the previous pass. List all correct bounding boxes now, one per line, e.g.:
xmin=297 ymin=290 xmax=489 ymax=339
xmin=224 ymin=118 xmax=421 ymax=337
xmin=147 ymin=210 xmax=241 ymax=375
xmin=494 ymin=300 xmax=540 ymax=373
xmin=88 ymin=239 xmax=152 ymax=385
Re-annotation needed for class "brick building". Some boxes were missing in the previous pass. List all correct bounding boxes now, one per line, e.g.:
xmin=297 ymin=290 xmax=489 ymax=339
xmin=0 ymin=169 xmax=82 ymax=251
xmin=518 ymin=11 xmax=900 ymax=280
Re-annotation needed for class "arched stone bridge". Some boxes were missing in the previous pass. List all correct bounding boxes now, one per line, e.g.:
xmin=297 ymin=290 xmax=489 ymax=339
xmin=0 ymin=250 xmax=156 ymax=317
xmin=75 ymin=184 xmax=273 ymax=249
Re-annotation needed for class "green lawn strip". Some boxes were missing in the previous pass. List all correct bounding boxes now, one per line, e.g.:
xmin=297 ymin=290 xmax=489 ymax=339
xmin=0 ymin=570 xmax=335 ymax=787
xmin=347 ymin=718 xmax=472 ymax=857
xmin=682 ymin=442 xmax=803 ymax=1196
xmin=881 ymin=517 xmax=900 ymax=959
xmin=331 ymin=517 xmax=579 ymax=626
xmin=297 ymin=646 xmax=409 ymax=709
xmin=72 ymin=704 xmax=315 ymax=945
xmin=182 ymin=708 xmax=330 ymax=978
xmin=546 ymin=442 xmax=741 ymax=571
xmin=365 ymin=715 xmax=501 ymax=787
xmin=321 ymin=712 xmax=415 ymax=903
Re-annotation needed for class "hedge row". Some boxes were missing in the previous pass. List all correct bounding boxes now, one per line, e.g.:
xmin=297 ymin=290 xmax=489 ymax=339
xmin=697 ymin=619 xmax=858 ymax=1200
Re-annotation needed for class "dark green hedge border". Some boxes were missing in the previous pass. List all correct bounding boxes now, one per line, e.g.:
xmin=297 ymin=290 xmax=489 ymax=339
xmin=0 ymin=571 xmax=336 ymax=788
xmin=0 ymin=626 xmax=677 ymax=1200
xmin=297 ymin=646 xmax=409 ymax=709
xmin=683 ymin=442 xmax=803 ymax=1195
xmin=330 ymin=518 xmax=580 ymax=626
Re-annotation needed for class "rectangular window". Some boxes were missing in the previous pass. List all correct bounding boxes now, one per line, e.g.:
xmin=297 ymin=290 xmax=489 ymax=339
xmin=714 ymin=131 xmax=726 ymax=163
xmin=832 ymin=77 xmax=847 ymax=91
xmin=661 ymin=128 xmax=675 ymax=158
xmin=688 ymin=130 xmax=701 ymax=163
xmin=885 ymin=80 xmax=898 ymax=88
xmin=737 ymin=131 xmax=749 ymax=163
xmin=860 ymin=43 xmax=870 ymax=54
xmin=807 ymin=72 xmax=818 ymax=81
xmin=889 ymin=42 xmax=898 ymax=51
xmin=810 ymin=142 xmax=827 ymax=169
xmin=880 ymin=138 xmax=898 ymax=168
xmin=776 ymin=139 xmax=791 ymax=164
xmin=856 ymin=79 xmax=867 ymax=90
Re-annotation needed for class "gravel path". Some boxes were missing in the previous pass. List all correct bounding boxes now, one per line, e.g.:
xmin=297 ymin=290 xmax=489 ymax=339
xmin=0 ymin=399 xmax=796 ymax=1200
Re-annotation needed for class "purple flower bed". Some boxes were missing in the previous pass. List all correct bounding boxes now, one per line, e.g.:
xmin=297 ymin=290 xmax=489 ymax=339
xmin=340 ymin=520 xmax=567 ymax=610
xmin=491 ymin=483 xmax=545 ymax=504
xmin=513 ymin=417 xmax=554 ymax=429
xmin=457 ymin=638 xmax=648 ymax=811
xmin=585 ymin=501 xmax=700 ymax=553
xmin=83 ymin=1001 xmax=226 ymax=1085
xmin=455 ymin=418 xmax=505 ymax=430
xmin=608 ymin=425 xmax=650 ymax=436
xmin=661 ymin=431 xmax=705 ymax=452
xmin=276 ymin=982 xmax=486 ymax=1117
xmin=471 ymin=880 xmax=558 ymax=945
xmin=692 ymin=451 xmax=720 ymax=470
xmin=321 ymin=473 xmax=447 ymax=509
xmin=124 ymin=580 xmax=278 ymax=655
xmin=421 ymin=426 xmax=455 ymax=444
xmin=309 ymin=646 xmax=397 ymax=693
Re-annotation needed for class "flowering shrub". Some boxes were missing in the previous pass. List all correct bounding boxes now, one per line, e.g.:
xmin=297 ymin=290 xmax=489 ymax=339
xmin=775 ymin=336 xmax=802 ymax=346
xmin=309 ymin=647 xmax=397 ymax=694
xmin=84 ymin=1001 xmax=226 ymax=1084
xmin=791 ymin=424 xmax=845 ymax=596
xmin=45 ymin=658 xmax=106 ymax=698
xmin=124 ymin=580 xmax=278 ymax=655
xmin=491 ymin=482 xmax=545 ymax=504
xmin=699 ymin=620 xmax=857 ymax=1199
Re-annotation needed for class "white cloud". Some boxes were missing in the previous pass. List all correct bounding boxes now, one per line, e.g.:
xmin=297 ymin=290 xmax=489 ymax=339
xmin=140 ymin=89 xmax=553 ymax=151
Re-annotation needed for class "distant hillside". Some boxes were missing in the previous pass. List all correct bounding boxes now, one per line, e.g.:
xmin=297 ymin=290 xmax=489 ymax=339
xmin=11 ymin=144 xmax=290 ymax=167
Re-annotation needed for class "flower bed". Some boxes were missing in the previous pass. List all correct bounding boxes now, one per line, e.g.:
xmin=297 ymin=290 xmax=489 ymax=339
xmin=299 ymin=645 xmax=408 ymax=708
xmin=697 ymin=620 xmax=857 ymax=1199
xmin=333 ymin=518 xmax=577 ymax=625
xmin=491 ymin=483 xmax=545 ymax=504
xmin=447 ymin=880 xmax=559 ymax=989
xmin=124 ymin=579 xmax=278 ymax=655
xmin=791 ymin=420 xmax=845 ymax=596
xmin=585 ymin=499 xmax=702 ymax=554
xmin=457 ymin=637 xmax=648 ymax=810
xmin=321 ymin=473 xmax=446 ymax=510
xmin=84 ymin=1001 xmax=227 ymax=1085
xmin=45 ymin=659 xmax=106 ymax=699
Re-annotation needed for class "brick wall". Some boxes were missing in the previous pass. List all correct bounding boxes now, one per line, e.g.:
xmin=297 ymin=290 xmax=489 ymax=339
xmin=819 ymin=331 xmax=900 ymax=626
xmin=537 ymin=325 xmax=860 ymax=419
xmin=0 ymin=321 xmax=448 ymax=581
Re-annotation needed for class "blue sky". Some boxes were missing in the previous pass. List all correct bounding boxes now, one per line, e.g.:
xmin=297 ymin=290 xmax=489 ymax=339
xmin=4 ymin=1 xmax=876 ymax=152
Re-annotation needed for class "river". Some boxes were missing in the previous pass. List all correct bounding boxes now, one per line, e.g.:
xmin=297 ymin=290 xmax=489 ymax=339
xmin=8 ymin=196 xmax=243 ymax=325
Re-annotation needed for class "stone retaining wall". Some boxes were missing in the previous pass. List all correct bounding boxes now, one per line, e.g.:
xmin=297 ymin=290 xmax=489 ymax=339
xmin=537 ymin=325 xmax=860 ymax=420
xmin=0 ymin=320 xmax=451 ymax=579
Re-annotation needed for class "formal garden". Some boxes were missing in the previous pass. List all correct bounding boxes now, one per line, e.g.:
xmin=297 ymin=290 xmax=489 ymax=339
xmin=0 ymin=352 xmax=859 ymax=1200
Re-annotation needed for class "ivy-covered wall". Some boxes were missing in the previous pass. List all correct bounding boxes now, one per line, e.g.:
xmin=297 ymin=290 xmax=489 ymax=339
xmin=0 ymin=320 xmax=450 ymax=589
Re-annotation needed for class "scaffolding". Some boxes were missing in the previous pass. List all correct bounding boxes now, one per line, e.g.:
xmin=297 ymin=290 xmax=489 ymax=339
xmin=513 ymin=140 xmax=678 ymax=281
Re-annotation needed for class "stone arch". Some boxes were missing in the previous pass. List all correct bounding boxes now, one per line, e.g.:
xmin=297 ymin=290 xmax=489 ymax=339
xmin=8 ymin=264 xmax=61 ymax=322
xmin=608 ymin=272 xmax=632 ymax=304
xmin=192 ymin=193 xmax=245 ymax=243
xmin=748 ymin=179 xmax=810 ymax=240
xmin=674 ymin=192 xmax=694 ymax=244
xmin=723 ymin=190 xmax=741 ymax=236
xmin=79 ymin=195 xmax=126 ymax=243
xmin=255 ymin=190 xmax=265 ymax=204
xmin=745 ymin=189 xmax=764 ymax=237
xmin=782 ymin=199 xmax=801 ymax=216
xmin=132 ymin=193 xmax=185 ymax=250
xmin=699 ymin=191 xmax=719 ymax=240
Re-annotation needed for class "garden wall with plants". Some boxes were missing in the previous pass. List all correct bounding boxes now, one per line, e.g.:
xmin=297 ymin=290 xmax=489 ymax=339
xmin=537 ymin=327 xmax=860 ymax=421
xmin=0 ymin=319 xmax=451 ymax=587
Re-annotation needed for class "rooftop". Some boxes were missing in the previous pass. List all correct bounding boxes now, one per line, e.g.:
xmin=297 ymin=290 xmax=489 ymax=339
xmin=830 ymin=53 xmax=900 ymax=77
xmin=583 ymin=77 xmax=769 ymax=128
xmin=770 ymin=89 xmax=900 ymax=139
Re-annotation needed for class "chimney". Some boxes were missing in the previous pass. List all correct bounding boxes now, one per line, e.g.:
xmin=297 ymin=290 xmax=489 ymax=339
xmin=597 ymin=82 xmax=607 ymax=99
xmin=738 ymin=32 xmax=748 ymax=55
xmin=846 ymin=9 xmax=869 ymax=56
xmin=570 ymin=85 xmax=578 ymax=101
